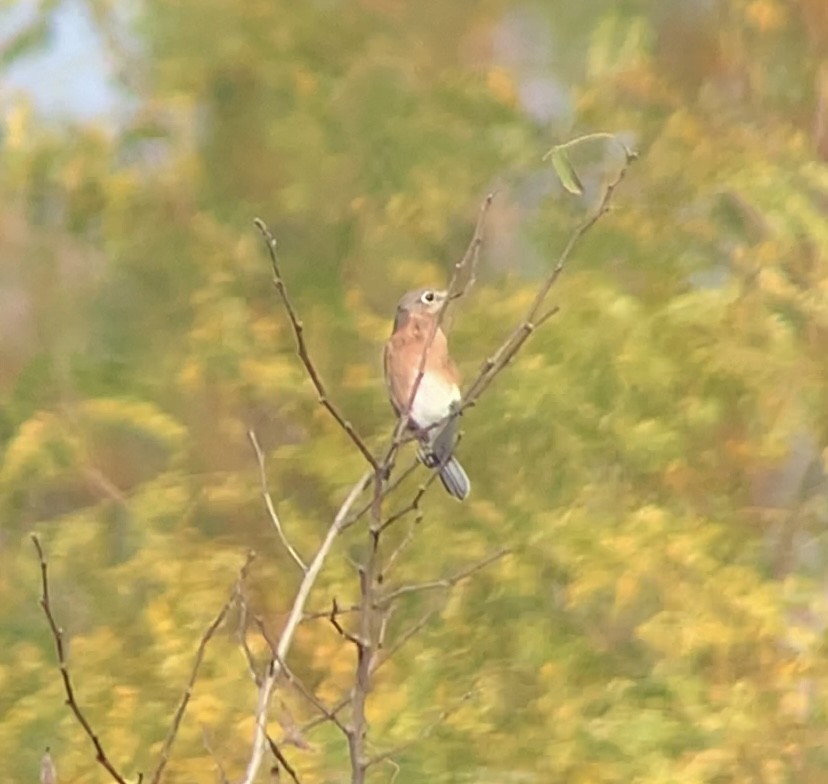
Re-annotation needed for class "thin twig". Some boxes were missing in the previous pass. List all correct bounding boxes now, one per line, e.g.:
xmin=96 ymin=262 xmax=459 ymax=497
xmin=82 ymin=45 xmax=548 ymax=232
xmin=275 ymin=654 xmax=350 ymax=736
xmin=150 ymin=551 xmax=256 ymax=784
xmin=342 ymin=459 xmax=419 ymax=532
xmin=253 ymin=218 xmax=380 ymax=472
xmin=449 ymin=191 xmax=494 ymax=300
xmin=31 ymin=534 xmax=130 ymax=784
xmin=241 ymin=471 xmax=372 ymax=784
xmin=380 ymin=548 xmax=510 ymax=606
xmin=251 ymin=613 xmax=350 ymax=736
xmin=329 ymin=597 xmax=362 ymax=648
xmin=298 ymin=695 xmax=352 ymax=736
xmin=248 ymin=429 xmax=307 ymax=573
xmin=378 ymin=444 xmax=458 ymax=535
xmin=370 ymin=609 xmax=436 ymax=676
xmin=385 ymin=758 xmax=401 ymax=784
xmin=462 ymin=161 xmax=630 ymax=410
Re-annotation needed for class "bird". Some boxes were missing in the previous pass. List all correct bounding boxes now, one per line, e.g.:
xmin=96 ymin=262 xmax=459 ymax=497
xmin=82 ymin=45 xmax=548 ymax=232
xmin=383 ymin=287 xmax=470 ymax=500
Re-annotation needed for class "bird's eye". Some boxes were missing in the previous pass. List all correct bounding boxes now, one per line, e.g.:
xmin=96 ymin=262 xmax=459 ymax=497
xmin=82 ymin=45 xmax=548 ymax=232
xmin=422 ymin=291 xmax=435 ymax=303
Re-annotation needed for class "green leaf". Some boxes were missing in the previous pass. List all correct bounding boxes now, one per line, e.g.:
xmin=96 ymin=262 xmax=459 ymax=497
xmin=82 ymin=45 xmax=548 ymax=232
xmin=547 ymin=145 xmax=584 ymax=195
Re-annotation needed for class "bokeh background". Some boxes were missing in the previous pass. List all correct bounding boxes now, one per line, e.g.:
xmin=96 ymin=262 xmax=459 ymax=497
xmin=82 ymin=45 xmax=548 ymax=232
xmin=3 ymin=0 xmax=828 ymax=781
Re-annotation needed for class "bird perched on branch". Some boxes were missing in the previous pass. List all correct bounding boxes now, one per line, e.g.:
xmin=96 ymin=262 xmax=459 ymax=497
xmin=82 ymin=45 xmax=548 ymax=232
xmin=384 ymin=287 xmax=470 ymax=500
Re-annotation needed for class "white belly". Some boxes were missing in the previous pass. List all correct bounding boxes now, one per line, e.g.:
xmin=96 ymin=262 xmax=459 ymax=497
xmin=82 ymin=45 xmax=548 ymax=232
xmin=410 ymin=371 xmax=460 ymax=428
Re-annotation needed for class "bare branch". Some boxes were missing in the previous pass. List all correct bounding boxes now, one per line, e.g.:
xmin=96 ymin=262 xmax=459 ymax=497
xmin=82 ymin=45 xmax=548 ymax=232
xmin=298 ymin=694 xmax=351 ymax=736
xmin=385 ymin=758 xmax=401 ymax=784
xmin=342 ymin=459 xmax=419 ymax=533
xmin=378 ymin=446 xmax=455 ymax=535
xmin=462 ymin=159 xmax=630 ymax=410
xmin=448 ymin=191 xmax=495 ymax=300
xmin=150 ymin=551 xmax=256 ymax=784
xmin=250 ymin=612 xmax=350 ymax=737
xmin=31 ymin=535 xmax=130 ymax=784
xmin=376 ymin=603 xmax=396 ymax=653
xmin=253 ymin=218 xmax=380 ymax=472
xmin=248 ymin=429 xmax=307 ymax=573
xmin=295 ymin=610 xmax=425 ymax=739
xmin=370 ymin=608 xmax=436 ymax=676
xmin=275 ymin=654 xmax=350 ymax=737
xmin=380 ymin=548 xmax=510 ymax=606
xmin=241 ymin=470 xmax=373 ymax=784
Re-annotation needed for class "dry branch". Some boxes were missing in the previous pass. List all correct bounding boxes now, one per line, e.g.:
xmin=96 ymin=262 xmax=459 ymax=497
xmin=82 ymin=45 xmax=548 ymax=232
xmin=462 ymin=156 xmax=631 ymax=410
xmin=31 ymin=534 xmax=130 ymax=784
xmin=379 ymin=548 xmax=510 ymax=606
xmin=150 ymin=550 xmax=256 ymax=784
xmin=253 ymin=218 xmax=379 ymax=472
xmin=275 ymin=654 xmax=350 ymax=737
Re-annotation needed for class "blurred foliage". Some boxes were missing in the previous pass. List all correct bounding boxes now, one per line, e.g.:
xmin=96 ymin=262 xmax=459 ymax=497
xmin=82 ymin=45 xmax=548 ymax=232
xmin=3 ymin=0 xmax=828 ymax=781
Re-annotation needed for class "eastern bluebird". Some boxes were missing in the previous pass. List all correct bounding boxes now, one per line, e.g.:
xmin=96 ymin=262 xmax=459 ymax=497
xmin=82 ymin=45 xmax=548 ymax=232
xmin=384 ymin=287 xmax=470 ymax=500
